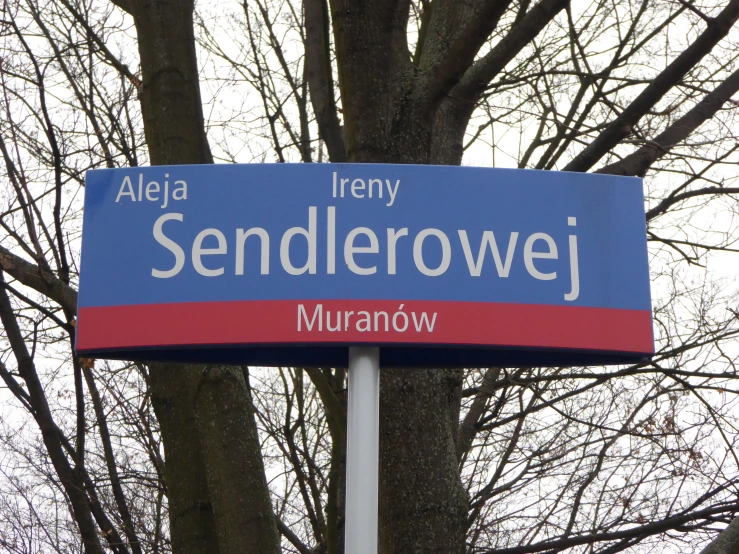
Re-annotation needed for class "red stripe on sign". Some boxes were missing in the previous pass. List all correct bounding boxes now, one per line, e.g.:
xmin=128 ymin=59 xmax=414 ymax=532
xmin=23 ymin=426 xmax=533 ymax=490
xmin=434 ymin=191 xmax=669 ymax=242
xmin=76 ymin=300 xmax=654 ymax=354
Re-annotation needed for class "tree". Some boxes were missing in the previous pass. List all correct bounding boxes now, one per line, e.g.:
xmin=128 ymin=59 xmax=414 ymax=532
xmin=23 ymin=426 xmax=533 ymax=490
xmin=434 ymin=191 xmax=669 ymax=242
xmin=0 ymin=0 xmax=738 ymax=553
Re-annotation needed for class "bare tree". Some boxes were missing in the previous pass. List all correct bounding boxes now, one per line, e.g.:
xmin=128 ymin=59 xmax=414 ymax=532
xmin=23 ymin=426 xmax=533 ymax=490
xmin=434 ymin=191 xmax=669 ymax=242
xmin=0 ymin=0 xmax=738 ymax=553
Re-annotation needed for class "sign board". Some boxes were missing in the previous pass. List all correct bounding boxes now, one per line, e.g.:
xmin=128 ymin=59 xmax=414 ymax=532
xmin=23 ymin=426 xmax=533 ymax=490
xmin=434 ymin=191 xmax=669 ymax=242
xmin=76 ymin=164 xmax=653 ymax=367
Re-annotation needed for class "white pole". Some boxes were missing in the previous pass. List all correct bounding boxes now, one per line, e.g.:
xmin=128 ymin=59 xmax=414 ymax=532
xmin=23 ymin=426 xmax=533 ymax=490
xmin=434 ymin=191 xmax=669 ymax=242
xmin=345 ymin=346 xmax=380 ymax=554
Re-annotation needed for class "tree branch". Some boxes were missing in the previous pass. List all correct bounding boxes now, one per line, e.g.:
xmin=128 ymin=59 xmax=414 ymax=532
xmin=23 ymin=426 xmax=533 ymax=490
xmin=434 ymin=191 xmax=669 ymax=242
xmin=700 ymin=516 xmax=739 ymax=554
xmin=455 ymin=0 xmax=568 ymax=103
xmin=305 ymin=0 xmax=347 ymax=162
xmin=564 ymin=0 xmax=739 ymax=172
xmin=646 ymin=186 xmax=739 ymax=221
xmin=456 ymin=367 xmax=500 ymax=461
xmin=486 ymin=503 xmax=739 ymax=554
xmin=305 ymin=367 xmax=346 ymax=439
xmin=416 ymin=0 xmax=513 ymax=109
xmin=598 ymin=66 xmax=739 ymax=176
xmin=277 ymin=518 xmax=314 ymax=554
xmin=0 ymin=271 xmax=106 ymax=554
xmin=0 ymin=245 xmax=78 ymax=315
xmin=430 ymin=0 xmax=567 ymax=165
xmin=60 ymin=0 xmax=140 ymax=84
xmin=82 ymin=363 xmax=143 ymax=554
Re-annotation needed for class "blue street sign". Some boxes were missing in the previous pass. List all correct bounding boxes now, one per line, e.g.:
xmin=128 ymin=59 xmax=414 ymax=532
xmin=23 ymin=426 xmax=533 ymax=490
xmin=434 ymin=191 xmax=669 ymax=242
xmin=76 ymin=164 xmax=653 ymax=367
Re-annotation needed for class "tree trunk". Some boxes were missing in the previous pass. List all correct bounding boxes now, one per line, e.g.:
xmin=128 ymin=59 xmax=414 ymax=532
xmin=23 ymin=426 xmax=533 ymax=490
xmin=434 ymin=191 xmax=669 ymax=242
xmin=126 ymin=0 xmax=282 ymax=551
xmin=149 ymin=364 xmax=220 ymax=554
xmin=326 ymin=1 xmax=478 ymax=551
xmin=379 ymin=370 xmax=468 ymax=554
xmin=193 ymin=366 xmax=282 ymax=554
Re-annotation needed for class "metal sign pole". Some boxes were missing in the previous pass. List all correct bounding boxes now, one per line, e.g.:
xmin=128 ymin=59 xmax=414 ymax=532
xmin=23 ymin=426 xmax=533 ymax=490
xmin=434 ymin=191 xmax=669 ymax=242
xmin=345 ymin=346 xmax=380 ymax=554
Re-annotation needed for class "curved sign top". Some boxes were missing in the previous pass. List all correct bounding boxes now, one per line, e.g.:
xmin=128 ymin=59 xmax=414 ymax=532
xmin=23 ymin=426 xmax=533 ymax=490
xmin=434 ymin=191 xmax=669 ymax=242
xmin=76 ymin=164 xmax=653 ymax=367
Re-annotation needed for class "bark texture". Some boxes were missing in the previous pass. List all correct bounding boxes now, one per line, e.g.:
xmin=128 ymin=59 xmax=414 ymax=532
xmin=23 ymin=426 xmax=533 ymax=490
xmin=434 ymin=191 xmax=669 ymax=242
xmin=193 ymin=366 xmax=281 ymax=554
xmin=129 ymin=0 xmax=212 ymax=166
xmin=379 ymin=370 xmax=469 ymax=554
xmin=148 ymin=363 xmax=281 ymax=554
xmin=149 ymin=364 xmax=220 ymax=554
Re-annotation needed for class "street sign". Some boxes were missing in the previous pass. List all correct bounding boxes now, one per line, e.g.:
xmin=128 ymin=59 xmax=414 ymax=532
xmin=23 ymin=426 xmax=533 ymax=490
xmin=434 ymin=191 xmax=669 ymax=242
xmin=76 ymin=164 xmax=653 ymax=367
